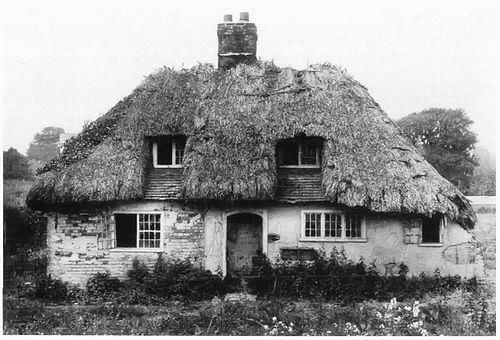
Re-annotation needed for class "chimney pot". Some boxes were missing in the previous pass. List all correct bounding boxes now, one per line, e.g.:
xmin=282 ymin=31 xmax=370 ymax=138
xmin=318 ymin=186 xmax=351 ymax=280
xmin=218 ymin=12 xmax=257 ymax=69
xmin=239 ymin=12 xmax=249 ymax=22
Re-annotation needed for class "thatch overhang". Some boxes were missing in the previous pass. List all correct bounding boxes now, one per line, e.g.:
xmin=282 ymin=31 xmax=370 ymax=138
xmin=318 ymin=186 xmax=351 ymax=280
xmin=26 ymin=62 xmax=476 ymax=229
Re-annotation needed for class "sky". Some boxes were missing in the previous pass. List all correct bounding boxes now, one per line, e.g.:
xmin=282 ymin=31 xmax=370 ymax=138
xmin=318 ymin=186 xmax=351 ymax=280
xmin=1 ymin=0 xmax=497 ymax=155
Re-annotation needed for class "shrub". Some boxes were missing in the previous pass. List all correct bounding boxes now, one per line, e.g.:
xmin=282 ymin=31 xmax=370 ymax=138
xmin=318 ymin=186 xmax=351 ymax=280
xmin=25 ymin=273 xmax=68 ymax=301
xmin=126 ymin=255 xmax=225 ymax=301
xmin=3 ymin=207 xmax=46 ymax=253
xmin=127 ymin=258 xmax=150 ymax=284
xmin=86 ymin=272 xmax=122 ymax=297
xmin=246 ymin=249 xmax=478 ymax=303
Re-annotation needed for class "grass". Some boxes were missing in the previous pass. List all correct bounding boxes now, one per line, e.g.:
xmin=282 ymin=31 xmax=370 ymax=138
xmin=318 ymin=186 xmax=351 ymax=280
xmin=3 ymin=289 xmax=496 ymax=336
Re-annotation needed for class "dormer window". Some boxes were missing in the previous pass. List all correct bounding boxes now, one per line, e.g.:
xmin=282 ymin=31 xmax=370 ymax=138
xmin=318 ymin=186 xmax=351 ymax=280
xmin=152 ymin=136 xmax=186 ymax=168
xmin=277 ymin=137 xmax=322 ymax=168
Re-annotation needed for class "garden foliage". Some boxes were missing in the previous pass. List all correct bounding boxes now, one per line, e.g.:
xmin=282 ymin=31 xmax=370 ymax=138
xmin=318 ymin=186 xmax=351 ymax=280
xmin=246 ymin=249 xmax=478 ymax=303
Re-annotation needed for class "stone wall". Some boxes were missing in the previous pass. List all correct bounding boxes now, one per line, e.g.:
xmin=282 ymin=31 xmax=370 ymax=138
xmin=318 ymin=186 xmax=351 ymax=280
xmin=46 ymin=201 xmax=204 ymax=286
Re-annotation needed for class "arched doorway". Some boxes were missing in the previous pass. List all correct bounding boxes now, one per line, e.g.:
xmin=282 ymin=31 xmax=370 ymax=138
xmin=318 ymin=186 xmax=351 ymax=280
xmin=226 ymin=213 xmax=263 ymax=276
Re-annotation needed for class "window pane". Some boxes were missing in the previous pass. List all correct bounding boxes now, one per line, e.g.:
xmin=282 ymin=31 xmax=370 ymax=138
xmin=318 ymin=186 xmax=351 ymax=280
xmin=175 ymin=147 xmax=184 ymax=165
xmin=304 ymin=213 xmax=321 ymax=237
xmin=157 ymin=138 xmax=173 ymax=165
xmin=345 ymin=213 xmax=362 ymax=238
xmin=422 ymin=215 xmax=441 ymax=243
xmin=115 ymin=214 xmax=137 ymax=247
xmin=277 ymin=140 xmax=299 ymax=165
xmin=301 ymin=144 xmax=318 ymax=165
xmin=138 ymin=214 xmax=161 ymax=248
xmin=325 ymin=213 xmax=342 ymax=237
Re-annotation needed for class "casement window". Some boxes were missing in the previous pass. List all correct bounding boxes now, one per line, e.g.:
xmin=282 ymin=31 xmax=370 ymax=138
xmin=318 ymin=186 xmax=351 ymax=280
xmin=420 ymin=215 xmax=444 ymax=245
xmin=114 ymin=213 xmax=162 ymax=249
xmin=277 ymin=137 xmax=322 ymax=168
xmin=403 ymin=215 xmax=444 ymax=246
xmin=152 ymin=136 xmax=186 ymax=168
xmin=301 ymin=210 xmax=366 ymax=241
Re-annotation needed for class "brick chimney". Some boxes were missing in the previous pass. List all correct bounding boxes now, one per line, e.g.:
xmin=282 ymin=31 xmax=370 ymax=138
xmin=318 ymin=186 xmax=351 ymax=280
xmin=217 ymin=12 xmax=258 ymax=69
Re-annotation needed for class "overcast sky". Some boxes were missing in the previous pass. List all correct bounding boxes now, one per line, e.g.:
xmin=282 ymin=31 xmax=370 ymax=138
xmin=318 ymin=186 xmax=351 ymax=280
xmin=2 ymin=0 xmax=497 ymax=155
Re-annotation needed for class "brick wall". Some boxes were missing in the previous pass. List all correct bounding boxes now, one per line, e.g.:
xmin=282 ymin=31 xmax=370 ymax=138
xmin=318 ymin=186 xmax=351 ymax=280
xmin=46 ymin=201 xmax=205 ymax=286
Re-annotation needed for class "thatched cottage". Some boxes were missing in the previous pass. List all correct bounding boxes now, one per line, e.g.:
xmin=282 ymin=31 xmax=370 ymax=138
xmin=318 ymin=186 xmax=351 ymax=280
xmin=27 ymin=13 xmax=481 ymax=286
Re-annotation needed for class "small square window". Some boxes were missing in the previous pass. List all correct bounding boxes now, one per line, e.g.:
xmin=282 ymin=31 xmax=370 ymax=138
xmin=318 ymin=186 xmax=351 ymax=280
xmin=277 ymin=137 xmax=322 ymax=167
xmin=115 ymin=213 xmax=162 ymax=249
xmin=152 ymin=136 xmax=186 ymax=167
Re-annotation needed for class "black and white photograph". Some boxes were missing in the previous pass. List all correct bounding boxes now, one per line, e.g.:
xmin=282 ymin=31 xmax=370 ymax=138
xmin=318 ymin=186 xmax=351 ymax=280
xmin=2 ymin=0 xmax=497 ymax=336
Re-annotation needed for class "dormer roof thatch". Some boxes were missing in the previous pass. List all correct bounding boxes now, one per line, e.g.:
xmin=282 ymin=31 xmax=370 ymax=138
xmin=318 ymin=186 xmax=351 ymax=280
xmin=26 ymin=62 xmax=476 ymax=229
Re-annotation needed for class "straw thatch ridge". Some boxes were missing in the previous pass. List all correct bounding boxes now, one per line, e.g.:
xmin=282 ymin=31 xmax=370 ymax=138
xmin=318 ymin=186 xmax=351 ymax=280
xmin=26 ymin=61 xmax=476 ymax=229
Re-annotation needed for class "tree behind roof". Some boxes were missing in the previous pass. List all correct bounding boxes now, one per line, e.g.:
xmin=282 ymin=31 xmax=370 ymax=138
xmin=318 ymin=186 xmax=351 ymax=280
xmin=26 ymin=126 xmax=65 ymax=166
xmin=397 ymin=108 xmax=478 ymax=193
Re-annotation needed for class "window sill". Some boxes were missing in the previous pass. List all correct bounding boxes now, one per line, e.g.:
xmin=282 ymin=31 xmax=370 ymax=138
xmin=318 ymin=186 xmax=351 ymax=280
xmin=418 ymin=243 xmax=443 ymax=247
xmin=279 ymin=165 xmax=320 ymax=169
xmin=299 ymin=238 xmax=368 ymax=243
xmin=109 ymin=248 xmax=164 ymax=253
xmin=153 ymin=164 xmax=182 ymax=169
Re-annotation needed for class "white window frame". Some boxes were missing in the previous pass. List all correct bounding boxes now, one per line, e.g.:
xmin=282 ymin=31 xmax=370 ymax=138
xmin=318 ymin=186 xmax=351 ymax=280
xmin=278 ymin=141 xmax=321 ymax=169
xmin=152 ymin=141 xmax=184 ymax=168
xmin=300 ymin=210 xmax=367 ymax=242
xmin=110 ymin=212 xmax=164 ymax=252
xmin=418 ymin=216 xmax=445 ymax=247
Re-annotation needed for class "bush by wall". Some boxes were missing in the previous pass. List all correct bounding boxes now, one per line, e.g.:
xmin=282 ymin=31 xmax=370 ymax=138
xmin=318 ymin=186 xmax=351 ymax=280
xmin=246 ymin=249 xmax=478 ymax=303
xmin=126 ymin=255 xmax=226 ymax=301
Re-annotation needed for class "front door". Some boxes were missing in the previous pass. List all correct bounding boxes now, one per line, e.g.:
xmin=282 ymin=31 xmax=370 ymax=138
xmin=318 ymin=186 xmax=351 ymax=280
xmin=226 ymin=213 xmax=262 ymax=276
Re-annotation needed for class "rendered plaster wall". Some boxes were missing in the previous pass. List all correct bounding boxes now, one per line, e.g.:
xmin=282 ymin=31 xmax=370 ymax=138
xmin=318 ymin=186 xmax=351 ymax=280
xmin=266 ymin=204 xmax=484 ymax=277
xmin=203 ymin=204 xmax=484 ymax=278
xmin=46 ymin=201 xmax=204 ymax=286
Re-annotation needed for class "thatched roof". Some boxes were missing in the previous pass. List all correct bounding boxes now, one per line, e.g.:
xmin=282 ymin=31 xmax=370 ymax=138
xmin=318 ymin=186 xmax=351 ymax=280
xmin=26 ymin=62 xmax=476 ymax=229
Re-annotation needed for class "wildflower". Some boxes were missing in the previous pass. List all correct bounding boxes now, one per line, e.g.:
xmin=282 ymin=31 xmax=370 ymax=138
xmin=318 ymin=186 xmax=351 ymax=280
xmin=413 ymin=306 xmax=420 ymax=318
xmin=404 ymin=306 xmax=412 ymax=311
xmin=288 ymin=327 xmax=293 ymax=333
xmin=379 ymin=324 xmax=385 ymax=329
xmin=389 ymin=297 xmax=397 ymax=310
xmin=272 ymin=316 xmax=277 ymax=323
xmin=289 ymin=322 xmax=294 ymax=327
xmin=421 ymin=329 xmax=429 ymax=336
xmin=376 ymin=311 xmax=382 ymax=318
xmin=263 ymin=325 xmax=269 ymax=331
xmin=326 ymin=330 xmax=332 ymax=334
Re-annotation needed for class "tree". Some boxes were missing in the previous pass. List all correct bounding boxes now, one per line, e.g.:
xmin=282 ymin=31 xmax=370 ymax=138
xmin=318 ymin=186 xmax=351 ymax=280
xmin=466 ymin=146 xmax=496 ymax=196
xmin=397 ymin=108 xmax=478 ymax=192
xmin=26 ymin=126 xmax=65 ymax=165
xmin=3 ymin=147 xmax=32 ymax=180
